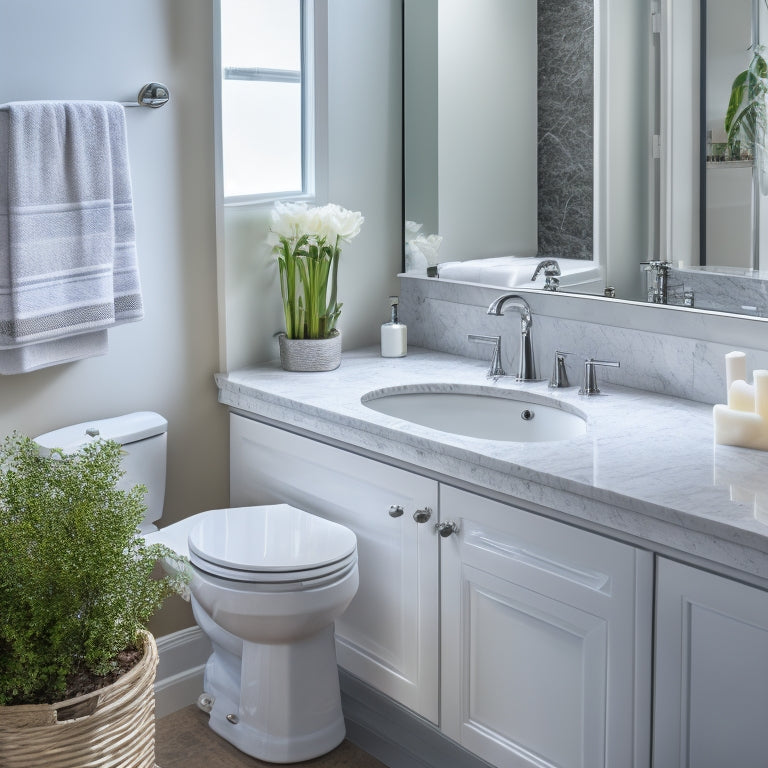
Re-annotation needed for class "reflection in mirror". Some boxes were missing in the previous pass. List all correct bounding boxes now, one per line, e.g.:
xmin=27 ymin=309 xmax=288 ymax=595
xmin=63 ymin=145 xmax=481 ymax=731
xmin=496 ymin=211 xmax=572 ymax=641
xmin=405 ymin=0 xmax=768 ymax=317
xmin=404 ymin=0 xmax=600 ymax=293
xmin=657 ymin=0 xmax=768 ymax=314
xmin=703 ymin=0 xmax=760 ymax=270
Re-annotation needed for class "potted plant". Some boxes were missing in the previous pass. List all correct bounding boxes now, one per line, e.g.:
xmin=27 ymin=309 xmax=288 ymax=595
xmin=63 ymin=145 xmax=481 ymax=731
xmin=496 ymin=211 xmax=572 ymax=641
xmin=269 ymin=201 xmax=364 ymax=371
xmin=725 ymin=43 xmax=768 ymax=192
xmin=0 ymin=433 xmax=188 ymax=768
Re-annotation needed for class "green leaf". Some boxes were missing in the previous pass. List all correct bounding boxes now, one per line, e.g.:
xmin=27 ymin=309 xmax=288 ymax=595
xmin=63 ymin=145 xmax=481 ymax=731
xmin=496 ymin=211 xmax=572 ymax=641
xmin=726 ymin=70 xmax=751 ymax=135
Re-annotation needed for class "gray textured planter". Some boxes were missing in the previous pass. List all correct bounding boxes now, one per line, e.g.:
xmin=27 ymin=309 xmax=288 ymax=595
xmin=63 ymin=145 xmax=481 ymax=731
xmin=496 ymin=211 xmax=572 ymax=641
xmin=278 ymin=330 xmax=342 ymax=372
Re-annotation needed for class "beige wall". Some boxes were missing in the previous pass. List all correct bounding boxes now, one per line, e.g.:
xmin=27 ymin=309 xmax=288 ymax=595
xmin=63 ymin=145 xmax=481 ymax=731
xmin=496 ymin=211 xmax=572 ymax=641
xmin=0 ymin=0 xmax=228 ymax=635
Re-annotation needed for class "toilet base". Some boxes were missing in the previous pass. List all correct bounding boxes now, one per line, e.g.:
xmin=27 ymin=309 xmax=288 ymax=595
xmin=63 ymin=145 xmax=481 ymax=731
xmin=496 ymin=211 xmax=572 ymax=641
xmin=199 ymin=619 xmax=346 ymax=763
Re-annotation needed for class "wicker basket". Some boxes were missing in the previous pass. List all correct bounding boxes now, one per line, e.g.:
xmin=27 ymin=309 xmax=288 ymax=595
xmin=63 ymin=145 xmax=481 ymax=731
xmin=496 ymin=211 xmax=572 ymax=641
xmin=278 ymin=330 xmax=342 ymax=372
xmin=0 ymin=631 xmax=159 ymax=768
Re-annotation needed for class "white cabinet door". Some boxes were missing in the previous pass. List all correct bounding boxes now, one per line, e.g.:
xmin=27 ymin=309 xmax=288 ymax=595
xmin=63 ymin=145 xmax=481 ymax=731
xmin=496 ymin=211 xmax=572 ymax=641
xmin=229 ymin=414 xmax=440 ymax=723
xmin=654 ymin=558 xmax=768 ymax=768
xmin=440 ymin=485 xmax=652 ymax=768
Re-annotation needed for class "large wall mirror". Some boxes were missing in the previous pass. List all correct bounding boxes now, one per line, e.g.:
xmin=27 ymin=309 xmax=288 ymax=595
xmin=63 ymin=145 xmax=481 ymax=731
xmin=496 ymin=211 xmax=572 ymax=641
xmin=404 ymin=0 xmax=768 ymax=318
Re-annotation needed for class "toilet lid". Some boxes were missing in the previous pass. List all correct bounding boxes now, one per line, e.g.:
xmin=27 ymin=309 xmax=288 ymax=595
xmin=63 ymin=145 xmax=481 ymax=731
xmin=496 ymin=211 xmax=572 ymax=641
xmin=187 ymin=505 xmax=357 ymax=576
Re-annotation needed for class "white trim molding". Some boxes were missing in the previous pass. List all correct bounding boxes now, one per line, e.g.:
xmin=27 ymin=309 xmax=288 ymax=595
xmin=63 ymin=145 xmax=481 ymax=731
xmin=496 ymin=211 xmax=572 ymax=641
xmin=154 ymin=626 xmax=211 ymax=718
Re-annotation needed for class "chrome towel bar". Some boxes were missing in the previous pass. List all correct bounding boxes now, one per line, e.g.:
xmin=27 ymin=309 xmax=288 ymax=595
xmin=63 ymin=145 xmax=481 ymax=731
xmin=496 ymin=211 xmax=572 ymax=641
xmin=0 ymin=82 xmax=170 ymax=111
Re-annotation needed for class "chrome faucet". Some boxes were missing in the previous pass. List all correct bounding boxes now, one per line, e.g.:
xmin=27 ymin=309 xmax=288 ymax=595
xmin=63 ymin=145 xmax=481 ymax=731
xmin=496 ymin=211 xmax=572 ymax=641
xmin=531 ymin=259 xmax=561 ymax=291
xmin=641 ymin=260 xmax=672 ymax=304
xmin=486 ymin=294 xmax=538 ymax=381
xmin=468 ymin=334 xmax=505 ymax=379
xmin=579 ymin=358 xmax=620 ymax=395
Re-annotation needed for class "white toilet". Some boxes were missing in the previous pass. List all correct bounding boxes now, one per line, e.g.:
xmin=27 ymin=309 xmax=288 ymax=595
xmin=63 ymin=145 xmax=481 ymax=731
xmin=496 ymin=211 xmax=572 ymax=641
xmin=34 ymin=413 xmax=359 ymax=764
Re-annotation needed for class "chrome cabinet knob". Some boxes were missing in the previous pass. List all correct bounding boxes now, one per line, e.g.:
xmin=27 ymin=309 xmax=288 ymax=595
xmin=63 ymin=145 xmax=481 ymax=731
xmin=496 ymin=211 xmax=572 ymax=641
xmin=412 ymin=507 xmax=432 ymax=524
xmin=389 ymin=505 xmax=405 ymax=518
xmin=436 ymin=521 xmax=460 ymax=537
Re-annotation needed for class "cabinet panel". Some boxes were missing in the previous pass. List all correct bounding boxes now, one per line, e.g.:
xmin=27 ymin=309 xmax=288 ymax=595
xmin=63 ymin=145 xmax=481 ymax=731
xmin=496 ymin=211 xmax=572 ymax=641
xmin=461 ymin=566 xmax=608 ymax=768
xmin=441 ymin=485 xmax=652 ymax=768
xmin=654 ymin=558 xmax=768 ymax=768
xmin=229 ymin=414 xmax=439 ymax=723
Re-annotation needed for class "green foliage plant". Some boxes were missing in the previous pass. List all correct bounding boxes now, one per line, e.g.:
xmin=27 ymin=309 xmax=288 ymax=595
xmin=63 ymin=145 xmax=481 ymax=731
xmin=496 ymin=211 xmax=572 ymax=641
xmin=0 ymin=433 xmax=188 ymax=705
xmin=269 ymin=202 xmax=364 ymax=340
xmin=726 ymin=43 xmax=768 ymax=192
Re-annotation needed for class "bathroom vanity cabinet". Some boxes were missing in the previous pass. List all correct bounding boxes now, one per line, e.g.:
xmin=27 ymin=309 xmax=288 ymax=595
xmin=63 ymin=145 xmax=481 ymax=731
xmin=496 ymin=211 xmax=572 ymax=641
xmin=653 ymin=558 xmax=768 ymax=768
xmin=218 ymin=351 xmax=768 ymax=768
xmin=229 ymin=414 xmax=652 ymax=767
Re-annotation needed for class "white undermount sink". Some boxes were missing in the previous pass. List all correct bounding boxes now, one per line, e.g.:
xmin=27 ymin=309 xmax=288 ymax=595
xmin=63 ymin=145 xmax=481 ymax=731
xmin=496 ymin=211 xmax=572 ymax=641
xmin=361 ymin=387 xmax=587 ymax=442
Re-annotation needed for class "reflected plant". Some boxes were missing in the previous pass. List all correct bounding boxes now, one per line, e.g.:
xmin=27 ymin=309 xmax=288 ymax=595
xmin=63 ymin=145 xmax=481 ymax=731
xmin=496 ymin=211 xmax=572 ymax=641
xmin=726 ymin=27 xmax=768 ymax=192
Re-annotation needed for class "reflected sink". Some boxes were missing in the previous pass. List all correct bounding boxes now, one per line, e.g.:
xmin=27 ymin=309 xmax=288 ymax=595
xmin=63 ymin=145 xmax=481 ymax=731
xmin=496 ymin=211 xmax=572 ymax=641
xmin=362 ymin=388 xmax=587 ymax=442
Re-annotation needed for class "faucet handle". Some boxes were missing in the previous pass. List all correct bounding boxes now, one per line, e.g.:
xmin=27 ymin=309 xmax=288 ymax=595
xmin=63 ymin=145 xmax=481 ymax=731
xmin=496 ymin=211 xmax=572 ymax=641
xmin=549 ymin=351 xmax=574 ymax=389
xmin=468 ymin=334 xmax=505 ymax=379
xmin=579 ymin=358 xmax=620 ymax=396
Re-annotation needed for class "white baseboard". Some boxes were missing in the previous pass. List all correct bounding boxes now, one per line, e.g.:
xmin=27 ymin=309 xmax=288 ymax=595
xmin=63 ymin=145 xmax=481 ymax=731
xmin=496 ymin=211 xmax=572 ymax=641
xmin=340 ymin=671 xmax=492 ymax=768
xmin=154 ymin=626 xmax=211 ymax=718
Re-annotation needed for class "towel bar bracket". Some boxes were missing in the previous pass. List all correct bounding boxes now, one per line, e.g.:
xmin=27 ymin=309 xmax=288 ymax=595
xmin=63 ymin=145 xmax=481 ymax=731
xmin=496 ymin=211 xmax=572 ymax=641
xmin=121 ymin=82 xmax=170 ymax=109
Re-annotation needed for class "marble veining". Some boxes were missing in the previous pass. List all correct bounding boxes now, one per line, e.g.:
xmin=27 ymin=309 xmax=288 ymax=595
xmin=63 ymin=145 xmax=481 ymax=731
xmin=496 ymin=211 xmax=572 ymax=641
xmin=671 ymin=266 xmax=768 ymax=316
xmin=217 ymin=347 xmax=768 ymax=583
xmin=537 ymin=0 xmax=593 ymax=260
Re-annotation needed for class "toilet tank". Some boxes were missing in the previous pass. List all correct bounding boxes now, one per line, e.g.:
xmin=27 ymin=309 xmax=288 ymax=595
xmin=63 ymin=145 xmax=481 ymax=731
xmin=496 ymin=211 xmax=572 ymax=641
xmin=34 ymin=412 xmax=168 ymax=534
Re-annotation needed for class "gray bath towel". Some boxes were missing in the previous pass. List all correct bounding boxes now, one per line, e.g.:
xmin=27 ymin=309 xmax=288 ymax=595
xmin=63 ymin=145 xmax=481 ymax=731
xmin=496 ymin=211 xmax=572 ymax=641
xmin=0 ymin=101 xmax=143 ymax=372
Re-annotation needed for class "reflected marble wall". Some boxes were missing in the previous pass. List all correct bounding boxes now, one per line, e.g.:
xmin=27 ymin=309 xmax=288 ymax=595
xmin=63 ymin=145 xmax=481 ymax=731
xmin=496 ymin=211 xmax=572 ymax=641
xmin=537 ymin=0 xmax=593 ymax=260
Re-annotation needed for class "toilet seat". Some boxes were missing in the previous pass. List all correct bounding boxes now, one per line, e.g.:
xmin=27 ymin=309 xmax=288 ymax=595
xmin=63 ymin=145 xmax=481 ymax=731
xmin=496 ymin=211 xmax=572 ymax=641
xmin=188 ymin=505 xmax=357 ymax=585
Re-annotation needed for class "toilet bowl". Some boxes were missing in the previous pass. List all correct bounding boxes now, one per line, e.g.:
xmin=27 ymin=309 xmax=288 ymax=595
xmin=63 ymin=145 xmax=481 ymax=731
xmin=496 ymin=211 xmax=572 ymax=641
xmin=146 ymin=504 xmax=359 ymax=764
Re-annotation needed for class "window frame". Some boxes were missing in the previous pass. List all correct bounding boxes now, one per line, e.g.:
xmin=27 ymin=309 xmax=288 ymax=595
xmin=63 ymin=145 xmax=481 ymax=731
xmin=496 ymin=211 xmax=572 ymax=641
xmin=213 ymin=0 xmax=328 ymax=208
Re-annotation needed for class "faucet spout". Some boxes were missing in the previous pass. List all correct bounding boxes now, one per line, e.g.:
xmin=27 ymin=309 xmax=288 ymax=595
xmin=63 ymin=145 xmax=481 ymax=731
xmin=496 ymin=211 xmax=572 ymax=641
xmin=487 ymin=293 xmax=532 ymax=323
xmin=486 ymin=294 xmax=538 ymax=381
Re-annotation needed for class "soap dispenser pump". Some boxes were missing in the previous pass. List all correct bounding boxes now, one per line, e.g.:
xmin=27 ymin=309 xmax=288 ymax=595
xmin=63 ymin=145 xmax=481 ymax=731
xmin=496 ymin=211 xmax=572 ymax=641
xmin=381 ymin=296 xmax=407 ymax=358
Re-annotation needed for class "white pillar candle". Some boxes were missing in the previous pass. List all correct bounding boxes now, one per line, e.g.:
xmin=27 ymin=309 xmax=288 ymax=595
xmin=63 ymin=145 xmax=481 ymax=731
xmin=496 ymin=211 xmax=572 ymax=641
xmin=728 ymin=380 xmax=755 ymax=412
xmin=754 ymin=370 xmax=768 ymax=420
xmin=713 ymin=403 xmax=763 ymax=447
xmin=725 ymin=351 xmax=747 ymax=395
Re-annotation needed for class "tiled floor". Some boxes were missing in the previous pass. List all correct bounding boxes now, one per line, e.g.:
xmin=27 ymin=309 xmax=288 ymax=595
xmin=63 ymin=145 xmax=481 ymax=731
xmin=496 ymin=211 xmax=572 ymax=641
xmin=155 ymin=705 xmax=387 ymax=768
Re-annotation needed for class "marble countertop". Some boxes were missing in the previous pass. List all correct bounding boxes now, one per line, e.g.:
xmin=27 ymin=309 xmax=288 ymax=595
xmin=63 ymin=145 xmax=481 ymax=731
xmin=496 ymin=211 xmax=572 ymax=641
xmin=216 ymin=347 xmax=768 ymax=582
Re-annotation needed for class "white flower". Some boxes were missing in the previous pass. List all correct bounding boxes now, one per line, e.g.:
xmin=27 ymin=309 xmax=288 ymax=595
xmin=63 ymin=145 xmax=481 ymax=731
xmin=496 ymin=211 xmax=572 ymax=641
xmin=404 ymin=220 xmax=423 ymax=242
xmin=313 ymin=203 xmax=364 ymax=243
xmin=268 ymin=201 xmax=364 ymax=248
xmin=270 ymin=201 xmax=310 ymax=241
xmin=409 ymin=233 xmax=443 ymax=266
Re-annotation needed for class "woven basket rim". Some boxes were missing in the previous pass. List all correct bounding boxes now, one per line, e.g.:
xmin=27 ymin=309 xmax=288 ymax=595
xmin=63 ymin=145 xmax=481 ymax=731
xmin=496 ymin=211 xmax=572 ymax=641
xmin=0 ymin=631 xmax=158 ymax=767
xmin=0 ymin=630 xmax=157 ymax=718
xmin=54 ymin=630 xmax=157 ymax=713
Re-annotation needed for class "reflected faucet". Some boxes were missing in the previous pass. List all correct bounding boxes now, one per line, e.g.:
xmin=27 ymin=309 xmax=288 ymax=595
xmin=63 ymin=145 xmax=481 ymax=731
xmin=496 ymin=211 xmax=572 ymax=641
xmin=487 ymin=294 xmax=539 ymax=381
xmin=531 ymin=259 xmax=561 ymax=291
xmin=641 ymin=260 xmax=672 ymax=304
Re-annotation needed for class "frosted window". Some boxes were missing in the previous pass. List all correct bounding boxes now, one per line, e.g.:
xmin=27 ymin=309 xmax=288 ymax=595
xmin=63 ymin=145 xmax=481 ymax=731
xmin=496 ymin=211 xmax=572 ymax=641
xmin=220 ymin=0 xmax=305 ymax=199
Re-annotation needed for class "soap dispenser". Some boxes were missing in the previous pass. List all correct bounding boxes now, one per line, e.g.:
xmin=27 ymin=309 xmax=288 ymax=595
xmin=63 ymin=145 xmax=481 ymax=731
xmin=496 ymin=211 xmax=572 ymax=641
xmin=381 ymin=296 xmax=407 ymax=357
